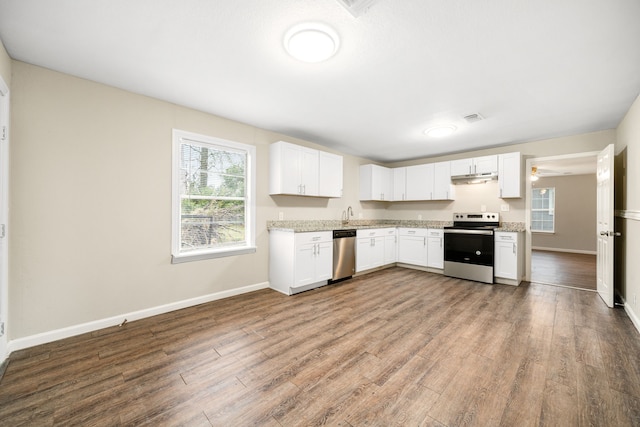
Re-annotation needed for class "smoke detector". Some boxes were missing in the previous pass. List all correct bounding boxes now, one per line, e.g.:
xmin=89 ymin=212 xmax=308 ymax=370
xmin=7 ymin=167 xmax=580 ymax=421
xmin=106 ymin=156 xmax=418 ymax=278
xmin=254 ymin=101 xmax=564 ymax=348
xmin=336 ymin=0 xmax=379 ymax=17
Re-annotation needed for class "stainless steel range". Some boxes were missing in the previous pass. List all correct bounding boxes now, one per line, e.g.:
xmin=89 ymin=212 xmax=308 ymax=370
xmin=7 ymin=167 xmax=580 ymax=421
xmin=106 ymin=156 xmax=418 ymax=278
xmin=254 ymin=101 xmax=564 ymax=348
xmin=443 ymin=212 xmax=500 ymax=284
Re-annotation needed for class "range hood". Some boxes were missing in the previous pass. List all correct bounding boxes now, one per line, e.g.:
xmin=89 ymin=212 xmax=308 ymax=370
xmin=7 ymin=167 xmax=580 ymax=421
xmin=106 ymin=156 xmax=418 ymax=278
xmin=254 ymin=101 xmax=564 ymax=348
xmin=450 ymin=171 xmax=498 ymax=185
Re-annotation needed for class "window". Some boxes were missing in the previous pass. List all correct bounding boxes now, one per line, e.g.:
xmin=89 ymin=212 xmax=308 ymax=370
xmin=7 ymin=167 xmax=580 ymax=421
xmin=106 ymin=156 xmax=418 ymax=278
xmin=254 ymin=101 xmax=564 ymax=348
xmin=172 ymin=129 xmax=256 ymax=263
xmin=531 ymin=187 xmax=555 ymax=233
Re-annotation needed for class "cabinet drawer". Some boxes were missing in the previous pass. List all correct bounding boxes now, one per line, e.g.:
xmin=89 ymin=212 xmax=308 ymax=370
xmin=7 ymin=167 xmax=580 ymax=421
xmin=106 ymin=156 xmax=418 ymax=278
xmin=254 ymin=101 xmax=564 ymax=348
xmin=357 ymin=227 xmax=395 ymax=238
xmin=495 ymin=232 xmax=517 ymax=242
xmin=398 ymin=228 xmax=428 ymax=237
xmin=427 ymin=229 xmax=443 ymax=238
xmin=295 ymin=231 xmax=332 ymax=246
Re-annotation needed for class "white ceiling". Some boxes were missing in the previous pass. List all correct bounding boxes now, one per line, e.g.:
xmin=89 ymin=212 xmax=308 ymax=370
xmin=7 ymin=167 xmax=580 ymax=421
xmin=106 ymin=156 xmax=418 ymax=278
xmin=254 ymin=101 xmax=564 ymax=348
xmin=1 ymin=0 xmax=639 ymax=162
xmin=533 ymin=156 xmax=597 ymax=177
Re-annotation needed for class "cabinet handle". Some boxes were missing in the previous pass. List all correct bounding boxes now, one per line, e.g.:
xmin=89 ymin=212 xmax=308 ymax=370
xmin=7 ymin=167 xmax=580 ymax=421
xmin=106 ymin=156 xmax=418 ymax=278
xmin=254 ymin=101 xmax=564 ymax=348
xmin=440 ymin=237 xmax=442 ymax=248
xmin=317 ymin=243 xmax=320 ymax=255
xmin=423 ymin=237 xmax=426 ymax=246
xmin=303 ymin=184 xmax=306 ymax=195
xmin=513 ymin=243 xmax=516 ymax=255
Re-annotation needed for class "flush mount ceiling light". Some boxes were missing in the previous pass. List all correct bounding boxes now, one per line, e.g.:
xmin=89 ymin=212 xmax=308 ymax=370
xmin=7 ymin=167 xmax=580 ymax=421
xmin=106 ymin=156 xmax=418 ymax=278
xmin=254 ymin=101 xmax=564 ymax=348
xmin=284 ymin=23 xmax=340 ymax=63
xmin=424 ymin=125 xmax=457 ymax=138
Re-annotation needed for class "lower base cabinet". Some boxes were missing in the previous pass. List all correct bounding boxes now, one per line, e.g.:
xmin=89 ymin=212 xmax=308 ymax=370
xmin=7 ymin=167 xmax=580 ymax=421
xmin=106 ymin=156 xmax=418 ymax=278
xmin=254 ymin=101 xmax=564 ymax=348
xmin=269 ymin=230 xmax=333 ymax=295
xmin=356 ymin=228 xmax=396 ymax=272
xmin=494 ymin=231 xmax=524 ymax=285
xmin=397 ymin=228 xmax=428 ymax=267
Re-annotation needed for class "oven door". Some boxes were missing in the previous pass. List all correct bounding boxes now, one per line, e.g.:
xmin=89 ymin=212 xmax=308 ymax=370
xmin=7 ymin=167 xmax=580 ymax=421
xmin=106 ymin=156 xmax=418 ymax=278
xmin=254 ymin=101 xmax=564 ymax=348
xmin=444 ymin=229 xmax=494 ymax=266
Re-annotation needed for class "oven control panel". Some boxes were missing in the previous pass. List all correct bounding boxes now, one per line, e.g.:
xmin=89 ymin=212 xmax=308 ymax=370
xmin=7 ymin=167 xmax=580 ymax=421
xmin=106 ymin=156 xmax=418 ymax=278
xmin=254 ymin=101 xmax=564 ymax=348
xmin=453 ymin=212 xmax=499 ymax=222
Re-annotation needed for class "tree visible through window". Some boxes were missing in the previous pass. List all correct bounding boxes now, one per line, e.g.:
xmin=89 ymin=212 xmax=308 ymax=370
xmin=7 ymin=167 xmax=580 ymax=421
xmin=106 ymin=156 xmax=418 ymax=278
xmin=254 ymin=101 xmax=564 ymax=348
xmin=531 ymin=187 xmax=555 ymax=232
xmin=172 ymin=130 xmax=255 ymax=262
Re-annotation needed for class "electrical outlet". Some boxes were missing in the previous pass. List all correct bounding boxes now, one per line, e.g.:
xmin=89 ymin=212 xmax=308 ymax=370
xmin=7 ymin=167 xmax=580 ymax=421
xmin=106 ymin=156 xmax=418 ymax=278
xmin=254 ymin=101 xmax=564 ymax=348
xmin=418 ymin=214 xmax=423 ymax=220
xmin=278 ymin=212 xmax=284 ymax=220
xmin=501 ymin=204 xmax=510 ymax=212
xmin=480 ymin=205 xmax=487 ymax=212
xmin=358 ymin=213 xmax=363 ymax=219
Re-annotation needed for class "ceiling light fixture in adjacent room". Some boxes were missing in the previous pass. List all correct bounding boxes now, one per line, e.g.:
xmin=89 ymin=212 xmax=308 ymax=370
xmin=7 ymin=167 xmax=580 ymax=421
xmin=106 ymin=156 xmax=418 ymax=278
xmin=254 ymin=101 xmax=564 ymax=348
xmin=424 ymin=125 xmax=457 ymax=138
xmin=531 ymin=166 xmax=539 ymax=181
xmin=284 ymin=23 xmax=340 ymax=63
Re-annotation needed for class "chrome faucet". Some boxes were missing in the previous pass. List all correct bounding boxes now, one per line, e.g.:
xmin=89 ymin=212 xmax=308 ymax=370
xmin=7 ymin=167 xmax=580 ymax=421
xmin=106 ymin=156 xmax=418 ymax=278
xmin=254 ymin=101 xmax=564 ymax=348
xmin=342 ymin=206 xmax=354 ymax=224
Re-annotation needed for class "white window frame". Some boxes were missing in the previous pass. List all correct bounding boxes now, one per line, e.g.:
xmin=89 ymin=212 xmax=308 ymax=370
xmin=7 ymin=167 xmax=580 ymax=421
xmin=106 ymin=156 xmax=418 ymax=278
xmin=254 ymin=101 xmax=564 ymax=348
xmin=171 ymin=129 xmax=256 ymax=263
xmin=531 ymin=187 xmax=555 ymax=233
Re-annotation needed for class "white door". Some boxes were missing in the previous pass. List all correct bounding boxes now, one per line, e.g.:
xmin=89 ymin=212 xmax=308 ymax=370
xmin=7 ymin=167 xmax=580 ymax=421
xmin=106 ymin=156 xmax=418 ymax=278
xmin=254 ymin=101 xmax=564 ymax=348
xmin=596 ymin=144 xmax=615 ymax=308
xmin=0 ymin=77 xmax=9 ymax=362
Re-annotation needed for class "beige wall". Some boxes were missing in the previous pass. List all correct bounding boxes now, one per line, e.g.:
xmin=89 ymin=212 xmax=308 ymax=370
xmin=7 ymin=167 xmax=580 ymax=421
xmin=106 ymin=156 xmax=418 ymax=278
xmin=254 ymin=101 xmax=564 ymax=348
xmin=384 ymin=130 xmax=613 ymax=223
xmin=9 ymin=61 xmax=374 ymax=339
xmin=0 ymin=38 xmax=10 ymax=87
xmin=615 ymin=92 xmax=640 ymax=326
xmin=530 ymin=175 xmax=596 ymax=252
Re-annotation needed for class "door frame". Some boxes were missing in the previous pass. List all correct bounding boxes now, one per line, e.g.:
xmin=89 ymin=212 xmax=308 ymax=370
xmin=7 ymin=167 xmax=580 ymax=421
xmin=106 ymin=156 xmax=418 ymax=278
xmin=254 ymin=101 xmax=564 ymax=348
xmin=524 ymin=151 xmax=600 ymax=283
xmin=0 ymin=75 xmax=9 ymax=363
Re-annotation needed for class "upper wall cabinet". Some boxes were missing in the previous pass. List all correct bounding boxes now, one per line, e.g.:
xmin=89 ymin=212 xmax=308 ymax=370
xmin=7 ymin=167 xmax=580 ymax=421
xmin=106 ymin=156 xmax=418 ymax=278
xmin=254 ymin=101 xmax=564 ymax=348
xmin=498 ymin=152 xmax=521 ymax=198
xmin=319 ymin=151 xmax=344 ymax=198
xmin=433 ymin=161 xmax=455 ymax=200
xmin=360 ymin=164 xmax=393 ymax=201
xmin=450 ymin=155 xmax=498 ymax=176
xmin=270 ymin=141 xmax=343 ymax=197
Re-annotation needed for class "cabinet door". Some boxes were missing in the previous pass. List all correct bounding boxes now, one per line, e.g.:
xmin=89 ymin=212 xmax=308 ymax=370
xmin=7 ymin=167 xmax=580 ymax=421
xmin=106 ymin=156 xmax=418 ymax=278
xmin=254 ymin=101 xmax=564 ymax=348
xmin=474 ymin=155 xmax=498 ymax=174
xmin=498 ymin=152 xmax=521 ymax=198
xmin=451 ymin=158 xmax=473 ymax=176
xmin=398 ymin=235 xmax=428 ymax=266
xmin=294 ymin=243 xmax=316 ymax=287
xmin=393 ymin=167 xmax=407 ymax=201
xmin=279 ymin=143 xmax=303 ymax=194
xmin=378 ymin=166 xmax=393 ymax=201
xmin=356 ymin=237 xmax=373 ymax=272
xmin=433 ymin=161 xmax=454 ymax=200
xmin=384 ymin=234 xmax=397 ymax=264
xmin=494 ymin=241 xmax=516 ymax=279
xmin=406 ymin=164 xmax=434 ymax=200
xmin=315 ymin=241 xmax=333 ymax=281
xmin=318 ymin=151 xmax=343 ymax=198
xmin=427 ymin=236 xmax=444 ymax=269
xmin=299 ymin=147 xmax=319 ymax=196
xmin=370 ymin=236 xmax=385 ymax=268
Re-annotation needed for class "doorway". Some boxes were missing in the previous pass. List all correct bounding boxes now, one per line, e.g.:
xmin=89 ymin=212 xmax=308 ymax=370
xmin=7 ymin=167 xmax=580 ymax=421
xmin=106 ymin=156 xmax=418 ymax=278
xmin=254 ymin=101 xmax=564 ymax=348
xmin=0 ymin=76 xmax=8 ymax=363
xmin=525 ymin=152 xmax=599 ymax=291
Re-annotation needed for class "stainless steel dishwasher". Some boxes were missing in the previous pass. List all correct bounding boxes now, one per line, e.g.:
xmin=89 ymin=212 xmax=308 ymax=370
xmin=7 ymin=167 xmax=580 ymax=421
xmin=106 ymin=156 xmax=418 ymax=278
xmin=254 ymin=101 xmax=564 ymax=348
xmin=332 ymin=229 xmax=357 ymax=282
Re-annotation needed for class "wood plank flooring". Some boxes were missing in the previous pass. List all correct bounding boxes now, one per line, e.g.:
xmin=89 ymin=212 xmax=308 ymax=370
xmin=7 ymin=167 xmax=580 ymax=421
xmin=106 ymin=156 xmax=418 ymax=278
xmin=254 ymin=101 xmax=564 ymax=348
xmin=531 ymin=250 xmax=597 ymax=290
xmin=2 ymin=267 xmax=640 ymax=426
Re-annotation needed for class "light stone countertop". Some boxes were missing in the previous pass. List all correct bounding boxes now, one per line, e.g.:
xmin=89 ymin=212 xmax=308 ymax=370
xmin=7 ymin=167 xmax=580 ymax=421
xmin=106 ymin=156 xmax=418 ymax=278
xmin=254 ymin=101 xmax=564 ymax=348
xmin=267 ymin=219 xmax=527 ymax=233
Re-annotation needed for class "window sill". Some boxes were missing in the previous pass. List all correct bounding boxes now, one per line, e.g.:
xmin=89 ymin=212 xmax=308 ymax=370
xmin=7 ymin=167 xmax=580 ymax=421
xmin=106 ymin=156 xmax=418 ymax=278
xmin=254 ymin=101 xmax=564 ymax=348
xmin=171 ymin=246 xmax=256 ymax=264
xmin=532 ymin=231 xmax=555 ymax=235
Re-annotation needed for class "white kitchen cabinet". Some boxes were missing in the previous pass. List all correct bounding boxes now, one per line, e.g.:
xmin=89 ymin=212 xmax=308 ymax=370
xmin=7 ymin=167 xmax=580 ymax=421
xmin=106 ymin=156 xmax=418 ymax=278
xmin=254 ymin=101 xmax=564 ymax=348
xmin=356 ymin=228 xmax=394 ymax=272
xmin=426 ymin=229 xmax=444 ymax=269
xmin=269 ymin=230 xmax=333 ymax=295
xmin=498 ymin=152 xmax=521 ymax=198
xmin=318 ymin=151 xmax=343 ymax=198
xmin=384 ymin=228 xmax=398 ymax=264
xmin=270 ymin=141 xmax=343 ymax=198
xmin=393 ymin=167 xmax=407 ymax=201
xmin=433 ymin=161 xmax=455 ymax=200
xmin=269 ymin=141 xmax=318 ymax=196
xmin=494 ymin=231 xmax=524 ymax=285
xmin=359 ymin=164 xmax=393 ymax=201
xmin=451 ymin=155 xmax=498 ymax=176
xmin=406 ymin=164 xmax=434 ymax=200
xmin=397 ymin=228 xmax=428 ymax=267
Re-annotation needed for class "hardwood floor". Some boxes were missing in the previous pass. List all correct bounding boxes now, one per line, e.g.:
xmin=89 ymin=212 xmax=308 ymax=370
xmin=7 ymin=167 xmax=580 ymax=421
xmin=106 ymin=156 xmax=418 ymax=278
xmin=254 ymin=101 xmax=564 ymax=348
xmin=2 ymin=267 xmax=639 ymax=426
xmin=531 ymin=250 xmax=597 ymax=291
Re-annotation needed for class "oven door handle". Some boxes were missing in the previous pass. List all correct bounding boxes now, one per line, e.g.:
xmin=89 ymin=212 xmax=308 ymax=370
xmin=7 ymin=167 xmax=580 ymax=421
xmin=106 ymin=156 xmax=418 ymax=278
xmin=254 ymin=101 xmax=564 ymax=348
xmin=444 ymin=229 xmax=494 ymax=236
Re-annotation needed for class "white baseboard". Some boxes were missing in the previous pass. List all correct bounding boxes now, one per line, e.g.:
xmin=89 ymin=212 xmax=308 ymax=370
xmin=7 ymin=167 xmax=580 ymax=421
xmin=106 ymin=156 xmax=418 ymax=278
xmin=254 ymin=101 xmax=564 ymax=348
xmin=624 ymin=301 xmax=640 ymax=335
xmin=532 ymin=246 xmax=596 ymax=255
xmin=7 ymin=281 xmax=269 ymax=354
